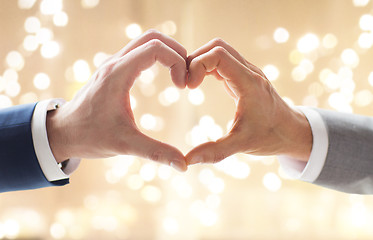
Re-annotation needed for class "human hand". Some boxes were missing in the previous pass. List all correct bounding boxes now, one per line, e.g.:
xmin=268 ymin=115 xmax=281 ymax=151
xmin=186 ymin=39 xmax=313 ymax=165
xmin=46 ymin=30 xmax=188 ymax=171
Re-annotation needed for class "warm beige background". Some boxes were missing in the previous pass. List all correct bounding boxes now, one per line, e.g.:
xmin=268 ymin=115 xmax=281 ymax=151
xmin=1 ymin=0 xmax=373 ymax=239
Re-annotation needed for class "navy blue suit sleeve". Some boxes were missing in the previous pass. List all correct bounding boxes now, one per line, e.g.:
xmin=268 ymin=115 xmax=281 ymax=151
xmin=0 ymin=103 xmax=69 ymax=192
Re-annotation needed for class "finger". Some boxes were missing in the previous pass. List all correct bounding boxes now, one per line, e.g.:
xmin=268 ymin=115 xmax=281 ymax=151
xmin=117 ymin=29 xmax=187 ymax=60
xmin=187 ymin=46 xmax=251 ymax=91
xmin=223 ymin=80 xmax=238 ymax=100
xmin=245 ymin=60 xmax=267 ymax=79
xmin=185 ymin=134 xmax=242 ymax=165
xmin=207 ymin=69 xmax=225 ymax=80
xmin=187 ymin=38 xmax=265 ymax=79
xmin=113 ymin=39 xmax=187 ymax=89
xmin=129 ymin=131 xmax=187 ymax=172
xmin=188 ymin=38 xmax=246 ymax=67
xmin=100 ymin=30 xmax=187 ymax=69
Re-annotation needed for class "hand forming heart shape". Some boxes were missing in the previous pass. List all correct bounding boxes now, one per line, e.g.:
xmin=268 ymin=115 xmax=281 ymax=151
xmin=46 ymin=30 xmax=312 ymax=172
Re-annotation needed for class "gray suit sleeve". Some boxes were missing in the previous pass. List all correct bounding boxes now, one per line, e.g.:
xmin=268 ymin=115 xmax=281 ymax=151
xmin=312 ymin=108 xmax=373 ymax=194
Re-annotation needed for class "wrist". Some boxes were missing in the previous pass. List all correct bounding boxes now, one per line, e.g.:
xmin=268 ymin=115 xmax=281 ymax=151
xmin=279 ymin=107 xmax=313 ymax=162
xmin=46 ymin=109 xmax=70 ymax=163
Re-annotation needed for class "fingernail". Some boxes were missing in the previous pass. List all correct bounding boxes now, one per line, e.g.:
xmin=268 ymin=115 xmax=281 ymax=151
xmin=171 ymin=160 xmax=186 ymax=172
xmin=188 ymin=155 xmax=203 ymax=165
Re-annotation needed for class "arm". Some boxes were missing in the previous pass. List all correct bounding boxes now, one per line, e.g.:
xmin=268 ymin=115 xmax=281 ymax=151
xmin=46 ymin=30 xmax=188 ymax=171
xmin=32 ymin=99 xmax=81 ymax=182
xmin=0 ymin=103 xmax=68 ymax=192
xmin=185 ymin=38 xmax=373 ymax=194
xmin=1 ymin=30 xmax=188 ymax=192
xmin=185 ymin=38 xmax=312 ymax=163
xmin=312 ymin=108 xmax=373 ymax=194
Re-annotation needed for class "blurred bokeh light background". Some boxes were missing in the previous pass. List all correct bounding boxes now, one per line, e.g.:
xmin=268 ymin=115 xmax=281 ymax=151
xmin=1 ymin=0 xmax=373 ymax=239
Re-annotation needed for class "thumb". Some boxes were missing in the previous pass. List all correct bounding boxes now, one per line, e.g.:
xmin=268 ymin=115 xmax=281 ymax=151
xmin=129 ymin=131 xmax=187 ymax=172
xmin=186 ymin=134 xmax=241 ymax=165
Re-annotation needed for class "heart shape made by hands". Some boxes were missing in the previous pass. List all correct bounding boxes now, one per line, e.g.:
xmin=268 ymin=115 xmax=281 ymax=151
xmin=120 ymin=33 xmax=283 ymax=171
xmin=55 ymin=30 xmax=304 ymax=174
xmin=120 ymin=36 xmax=250 ymax=171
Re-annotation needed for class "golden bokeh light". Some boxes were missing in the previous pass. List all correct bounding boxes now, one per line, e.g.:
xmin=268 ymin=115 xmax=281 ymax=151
xmin=40 ymin=41 xmax=60 ymax=58
xmin=263 ymin=172 xmax=282 ymax=192
xmin=160 ymin=20 xmax=177 ymax=36
xmin=5 ymin=81 xmax=21 ymax=97
xmin=297 ymin=33 xmax=320 ymax=53
xmin=23 ymin=35 xmax=39 ymax=52
xmin=17 ymin=0 xmax=37 ymax=9
xmin=139 ymin=69 xmax=155 ymax=84
xmin=81 ymin=0 xmax=100 ymax=9
xmin=33 ymin=72 xmax=50 ymax=90
xmin=273 ymin=27 xmax=289 ymax=43
xmin=188 ymin=88 xmax=205 ymax=105
xmin=3 ymin=69 xmax=19 ymax=83
xmin=263 ymin=64 xmax=280 ymax=81
xmin=6 ymin=51 xmax=25 ymax=71
xmin=353 ymin=0 xmax=370 ymax=7
xmin=73 ymin=60 xmax=91 ymax=83
xmin=126 ymin=23 xmax=142 ymax=39
xmin=140 ymin=113 xmax=157 ymax=130
xmin=0 ymin=94 xmax=13 ymax=108
xmin=163 ymin=217 xmax=179 ymax=235
xmin=40 ymin=0 xmax=63 ymax=15
xmin=2 ymin=0 xmax=373 ymax=239
xmin=359 ymin=14 xmax=373 ymax=31
xmin=158 ymin=86 xmax=180 ymax=106
xmin=35 ymin=28 xmax=54 ymax=44
xmin=24 ymin=16 xmax=41 ymax=33
xmin=369 ymin=71 xmax=373 ymax=86
xmin=93 ymin=52 xmax=110 ymax=68
xmin=341 ymin=48 xmax=360 ymax=68
xmin=53 ymin=11 xmax=68 ymax=27
xmin=358 ymin=32 xmax=373 ymax=49
xmin=322 ymin=33 xmax=338 ymax=49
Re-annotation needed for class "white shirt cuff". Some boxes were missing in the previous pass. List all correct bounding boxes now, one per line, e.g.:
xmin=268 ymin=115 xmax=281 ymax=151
xmin=31 ymin=99 xmax=81 ymax=181
xmin=278 ymin=107 xmax=329 ymax=182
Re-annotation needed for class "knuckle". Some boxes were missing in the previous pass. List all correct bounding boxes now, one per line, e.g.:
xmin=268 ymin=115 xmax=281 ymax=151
xmin=229 ymin=120 xmax=242 ymax=134
xmin=211 ymin=37 xmax=226 ymax=47
xmin=262 ymin=78 xmax=274 ymax=93
xmin=180 ymin=47 xmax=188 ymax=58
xmin=144 ymin=29 xmax=162 ymax=39
xmin=256 ymin=68 xmax=266 ymax=78
xmin=247 ymin=72 xmax=272 ymax=93
xmin=148 ymin=149 xmax=164 ymax=162
xmin=97 ymin=63 xmax=115 ymax=80
xmin=250 ymin=71 xmax=265 ymax=84
xmin=213 ymin=152 xmax=227 ymax=164
xmin=189 ymin=55 xmax=201 ymax=66
xmin=145 ymin=39 xmax=164 ymax=50
xmin=212 ymin=46 xmax=228 ymax=57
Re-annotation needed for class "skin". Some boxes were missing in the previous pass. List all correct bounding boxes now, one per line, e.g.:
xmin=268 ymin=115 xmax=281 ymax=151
xmin=46 ymin=32 xmax=313 ymax=172
xmin=185 ymin=38 xmax=313 ymax=165
xmin=46 ymin=30 xmax=188 ymax=172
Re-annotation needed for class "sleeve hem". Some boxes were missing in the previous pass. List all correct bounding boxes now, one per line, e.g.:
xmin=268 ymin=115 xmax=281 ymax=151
xmin=278 ymin=106 xmax=329 ymax=183
xmin=31 ymin=99 xmax=81 ymax=181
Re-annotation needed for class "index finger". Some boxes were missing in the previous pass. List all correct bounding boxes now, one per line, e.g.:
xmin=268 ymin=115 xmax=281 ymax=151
xmin=119 ymin=29 xmax=187 ymax=60
xmin=188 ymin=46 xmax=253 ymax=92
xmin=112 ymin=39 xmax=187 ymax=89
xmin=188 ymin=38 xmax=246 ymax=67
xmin=100 ymin=30 xmax=187 ymax=69
xmin=188 ymin=38 xmax=266 ymax=79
